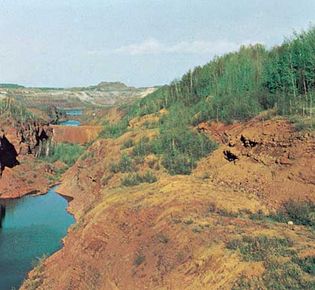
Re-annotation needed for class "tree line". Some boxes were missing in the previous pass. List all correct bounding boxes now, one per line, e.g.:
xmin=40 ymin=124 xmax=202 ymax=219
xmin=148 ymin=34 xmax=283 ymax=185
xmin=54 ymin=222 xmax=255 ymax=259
xmin=127 ymin=27 xmax=315 ymax=125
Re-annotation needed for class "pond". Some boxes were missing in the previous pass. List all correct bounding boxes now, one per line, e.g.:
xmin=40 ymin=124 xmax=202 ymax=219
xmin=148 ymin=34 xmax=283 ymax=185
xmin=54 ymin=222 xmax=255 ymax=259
xmin=58 ymin=120 xmax=81 ymax=126
xmin=0 ymin=186 xmax=74 ymax=289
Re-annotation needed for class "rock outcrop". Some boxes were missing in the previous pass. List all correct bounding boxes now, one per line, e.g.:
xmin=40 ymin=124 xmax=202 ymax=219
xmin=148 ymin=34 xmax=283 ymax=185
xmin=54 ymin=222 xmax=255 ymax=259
xmin=0 ymin=119 xmax=54 ymax=198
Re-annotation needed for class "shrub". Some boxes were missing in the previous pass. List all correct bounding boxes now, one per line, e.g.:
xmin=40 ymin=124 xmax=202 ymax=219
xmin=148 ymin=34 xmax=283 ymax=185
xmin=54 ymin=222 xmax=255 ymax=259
xmin=293 ymin=256 xmax=315 ymax=275
xmin=121 ymin=171 xmax=157 ymax=187
xmin=121 ymin=138 xmax=134 ymax=149
xmin=133 ymin=254 xmax=145 ymax=266
xmin=109 ymin=162 xmax=120 ymax=173
xmin=162 ymin=152 xmax=193 ymax=175
xmin=43 ymin=143 xmax=84 ymax=167
xmin=118 ymin=154 xmax=134 ymax=173
xmin=132 ymin=137 xmax=152 ymax=156
xmin=227 ymin=236 xmax=293 ymax=262
xmin=282 ymin=200 xmax=315 ymax=227
xmin=153 ymin=127 xmax=217 ymax=175
xmin=99 ymin=119 xmax=129 ymax=139
xmin=268 ymin=200 xmax=315 ymax=228
xmin=142 ymin=171 xmax=157 ymax=183
xmin=121 ymin=173 xmax=142 ymax=186
xmin=229 ymin=235 xmax=315 ymax=290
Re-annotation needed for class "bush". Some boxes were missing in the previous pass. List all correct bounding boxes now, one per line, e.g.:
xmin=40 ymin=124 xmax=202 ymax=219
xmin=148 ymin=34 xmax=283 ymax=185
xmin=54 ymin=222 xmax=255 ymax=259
xmin=268 ymin=200 xmax=315 ymax=228
xmin=121 ymin=173 xmax=142 ymax=186
xmin=121 ymin=171 xmax=157 ymax=187
xmin=293 ymin=256 xmax=315 ymax=275
xmin=99 ymin=119 xmax=129 ymax=139
xmin=133 ymin=254 xmax=145 ymax=266
xmin=227 ymin=235 xmax=293 ymax=262
xmin=132 ymin=137 xmax=152 ymax=157
xmin=118 ymin=154 xmax=134 ymax=173
xmin=142 ymin=171 xmax=157 ymax=183
xmin=162 ymin=152 xmax=192 ymax=175
xmin=121 ymin=139 xmax=134 ymax=149
xmin=110 ymin=154 xmax=134 ymax=173
xmin=229 ymin=235 xmax=315 ymax=290
xmin=43 ymin=143 xmax=84 ymax=167
xmin=154 ymin=130 xmax=217 ymax=175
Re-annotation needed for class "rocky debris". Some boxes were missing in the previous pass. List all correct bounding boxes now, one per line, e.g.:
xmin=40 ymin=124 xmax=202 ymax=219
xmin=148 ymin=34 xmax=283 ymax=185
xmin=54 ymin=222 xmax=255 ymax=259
xmin=240 ymin=135 xmax=258 ymax=148
xmin=223 ymin=150 xmax=239 ymax=162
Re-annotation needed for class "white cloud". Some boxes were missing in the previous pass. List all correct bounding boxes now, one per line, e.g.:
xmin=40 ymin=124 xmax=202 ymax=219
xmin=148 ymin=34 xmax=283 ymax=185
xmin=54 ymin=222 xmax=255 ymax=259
xmin=113 ymin=38 xmax=263 ymax=56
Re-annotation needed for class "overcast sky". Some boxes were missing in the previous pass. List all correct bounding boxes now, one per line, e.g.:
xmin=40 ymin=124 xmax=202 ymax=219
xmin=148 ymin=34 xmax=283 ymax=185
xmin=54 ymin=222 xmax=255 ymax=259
xmin=0 ymin=0 xmax=314 ymax=88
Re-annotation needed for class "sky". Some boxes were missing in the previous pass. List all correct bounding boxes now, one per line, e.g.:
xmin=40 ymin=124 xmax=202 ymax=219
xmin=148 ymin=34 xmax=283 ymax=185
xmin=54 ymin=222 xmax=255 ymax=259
xmin=0 ymin=0 xmax=314 ymax=88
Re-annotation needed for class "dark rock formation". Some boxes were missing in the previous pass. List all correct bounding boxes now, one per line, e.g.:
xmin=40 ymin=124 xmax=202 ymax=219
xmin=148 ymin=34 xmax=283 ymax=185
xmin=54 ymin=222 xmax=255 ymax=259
xmin=0 ymin=132 xmax=19 ymax=174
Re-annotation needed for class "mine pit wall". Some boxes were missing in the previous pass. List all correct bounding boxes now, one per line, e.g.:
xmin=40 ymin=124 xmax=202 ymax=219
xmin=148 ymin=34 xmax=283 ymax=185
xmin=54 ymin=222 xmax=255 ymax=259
xmin=0 ymin=121 xmax=53 ymax=173
xmin=51 ymin=125 xmax=102 ymax=144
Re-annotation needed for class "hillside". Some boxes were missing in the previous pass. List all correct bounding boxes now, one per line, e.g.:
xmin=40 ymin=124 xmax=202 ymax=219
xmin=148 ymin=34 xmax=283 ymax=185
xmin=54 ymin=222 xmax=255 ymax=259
xmin=21 ymin=28 xmax=315 ymax=290
xmin=0 ymin=82 xmax=156 ymax=111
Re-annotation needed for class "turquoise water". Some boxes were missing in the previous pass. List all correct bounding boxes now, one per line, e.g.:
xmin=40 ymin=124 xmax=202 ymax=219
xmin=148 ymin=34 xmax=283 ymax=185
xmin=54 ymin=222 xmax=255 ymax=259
xmin=64 ymin=109 xmax=83 ymax=116
xmin=58 ymin=120 xmax=81 ymax=126
xmin=0 ymin=186 xmax=75 ymax=289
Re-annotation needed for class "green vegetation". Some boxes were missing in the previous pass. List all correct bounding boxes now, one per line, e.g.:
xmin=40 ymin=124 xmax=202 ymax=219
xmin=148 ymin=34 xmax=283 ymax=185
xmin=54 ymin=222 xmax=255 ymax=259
xmin=110 ymin=153 xmax=134 ymax=173
xmin=250 ymin=200 xmax=315 ymax=229
xmin=294 ymin=256 xmax=315 ymax=276
xmin=101 ymin=28 xmax=315 ymax=174
xmin=133 ymin=253 xmax=145 ymax=266
xmin=127 ymin=104 xmax=217 ymax=175
xmin=99 ymin=119 xmax=129 ymax=139
xmin=0 ymin=83 xmax=24 ymax=88
xmin=227 ymin=236 xmax=294 ymax=261
xmin=121 ymin=171 xmax=157 ymax=187
xmin=101 ymin=28 xmax=315 ymax=176
xmin=128 ymin=27 xmax=315 ymax=126
xmin=0 ymin=97 xmax=36 ymax=122
xmin=228 ymin=235 xmax=315 ymax=290
xmin=121 ymin=138 xmax=135 ymax=149
xmin=42 ymin=143 xmax=84 ymax=167
xmin=131 ymin=137 xmax=152 ymax=157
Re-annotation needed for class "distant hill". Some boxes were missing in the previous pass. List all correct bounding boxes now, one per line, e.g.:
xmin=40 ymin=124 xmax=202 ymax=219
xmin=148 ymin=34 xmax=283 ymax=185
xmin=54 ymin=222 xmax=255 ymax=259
xmin=0 ymin=83 xmax=25 ymax=89
xmin=0 ymin=81 xmax=156 ymax=109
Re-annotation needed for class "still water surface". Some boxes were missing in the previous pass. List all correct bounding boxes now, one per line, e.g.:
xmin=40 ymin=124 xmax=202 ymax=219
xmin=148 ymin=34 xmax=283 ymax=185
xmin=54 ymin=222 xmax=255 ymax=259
xmin=0 ymin=186 xmax=74 ymax=290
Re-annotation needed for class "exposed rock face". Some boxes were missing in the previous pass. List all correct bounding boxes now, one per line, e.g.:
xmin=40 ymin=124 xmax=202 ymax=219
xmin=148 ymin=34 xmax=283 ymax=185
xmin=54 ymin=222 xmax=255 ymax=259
xmin=1 ymin=120 xmax=53 ymax=156
xmin=0 ymin=120 xmax=54 ymax=198
xmin=197 ymin=118 xmax=315 ymax=206
xmin=0 ymin=132 xmax=19 ymax=174
xmin=16 ymin=122 xmax=53 ymax=155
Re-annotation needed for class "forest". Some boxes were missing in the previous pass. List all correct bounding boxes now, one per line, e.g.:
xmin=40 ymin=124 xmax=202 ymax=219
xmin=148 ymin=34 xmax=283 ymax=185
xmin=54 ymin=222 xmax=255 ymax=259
xmin=127 ymin=27 xmax=315 ymax=125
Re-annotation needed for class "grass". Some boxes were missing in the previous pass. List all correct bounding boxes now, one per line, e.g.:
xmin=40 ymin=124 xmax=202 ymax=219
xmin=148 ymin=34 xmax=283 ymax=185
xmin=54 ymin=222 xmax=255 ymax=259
xmin=110 ymin=153 xmax=134 ymax=173
xmin=227 ymin=236 xmax=294 ymax=262
xmin=250 ymin=200 xmax=315 ymax=229
xmin=99 ymin=119 xmax=129 ymax=139
xmin=228 ymin=235 xmax=315 ymax=289
xmin=121 ymin=138 xmax=134 ymax=149
xmin=42 ymin=143 xmax=84 ymax=167
xmin=121 ymin=171 xmax=157 ymax=187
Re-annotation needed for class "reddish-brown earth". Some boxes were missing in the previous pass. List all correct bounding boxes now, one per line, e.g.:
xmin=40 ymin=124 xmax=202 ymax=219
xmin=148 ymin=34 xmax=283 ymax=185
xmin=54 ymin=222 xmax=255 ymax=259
xmin=21 ymin=115 xmax=315 ymax=290
xmin=0 ymin=118 xmax=55 ymax=199
xmin=0 ymin=114 xmax=102 ymax=199
xmin=51 ymin=125 xmax=102 ymax=144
